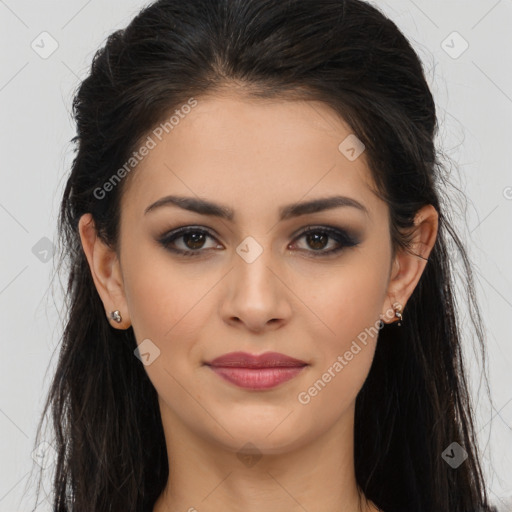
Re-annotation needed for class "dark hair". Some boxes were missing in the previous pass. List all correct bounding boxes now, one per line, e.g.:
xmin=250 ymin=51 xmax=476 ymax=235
xmin=30 ymin=0 xmax=497 ymax=511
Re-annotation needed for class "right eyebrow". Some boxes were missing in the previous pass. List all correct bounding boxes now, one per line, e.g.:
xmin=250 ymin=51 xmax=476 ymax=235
xmin=144 ymin=194 xmax=369 ymax=221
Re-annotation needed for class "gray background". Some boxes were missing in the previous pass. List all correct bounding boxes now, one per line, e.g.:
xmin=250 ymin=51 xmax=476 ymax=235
xmin=0 ymin=0 xmax=511 ymax=510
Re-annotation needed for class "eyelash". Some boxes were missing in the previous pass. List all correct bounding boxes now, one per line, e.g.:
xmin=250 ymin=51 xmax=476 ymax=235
xmin=157 ymin=225 xmax=360 ymax=258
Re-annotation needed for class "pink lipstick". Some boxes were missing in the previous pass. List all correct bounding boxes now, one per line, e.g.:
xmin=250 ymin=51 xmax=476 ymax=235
xmin=205 ymin=351 xmax=308 ymax=390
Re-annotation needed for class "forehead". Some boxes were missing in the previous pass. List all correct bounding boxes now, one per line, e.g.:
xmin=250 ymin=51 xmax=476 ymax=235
xmin=121 ymin=93 xmax=381 ymax=222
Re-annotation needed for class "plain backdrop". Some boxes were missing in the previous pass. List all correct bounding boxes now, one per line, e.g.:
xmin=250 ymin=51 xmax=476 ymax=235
xmin=0 ymin=1 xmax=511 ymax=510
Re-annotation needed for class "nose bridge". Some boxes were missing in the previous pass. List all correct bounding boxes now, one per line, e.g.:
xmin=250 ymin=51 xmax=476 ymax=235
xmin=233 ymin=234 xmax=277 ymax=297
xmin=222 ymin=233 xmax=289 ymax=328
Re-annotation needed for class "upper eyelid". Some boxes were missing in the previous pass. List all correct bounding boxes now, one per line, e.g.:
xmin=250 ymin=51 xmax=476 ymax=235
xmin=160 ymin=224 xmax=351 ymax=237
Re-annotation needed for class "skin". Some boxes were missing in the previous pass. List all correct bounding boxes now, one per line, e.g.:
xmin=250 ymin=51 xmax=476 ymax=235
xmin=79 ymin=91 xmax=438 ymax=512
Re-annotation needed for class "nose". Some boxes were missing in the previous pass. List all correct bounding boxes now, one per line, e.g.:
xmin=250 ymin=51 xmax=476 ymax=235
xmin=220 ymin=240 xmax=292 ymax=333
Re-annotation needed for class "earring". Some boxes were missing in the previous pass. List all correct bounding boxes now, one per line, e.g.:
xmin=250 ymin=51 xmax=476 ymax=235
xmin=110 ymin=310 xmax=122 ymax=323
xmin=394 ymin=303 xmax=403 ymax=327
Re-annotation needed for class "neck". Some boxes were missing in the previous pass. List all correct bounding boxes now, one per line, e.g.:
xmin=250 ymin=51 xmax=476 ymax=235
xmin=153 ymin=402 xmax=378 ymax=512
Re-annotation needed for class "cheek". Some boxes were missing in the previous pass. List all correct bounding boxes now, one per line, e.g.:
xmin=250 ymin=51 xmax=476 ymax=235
xmin=299 ymin=254 xmax=388 ymax=348
xmin=122 ymin=246 xmax=212 ymax=404
xmin=295 ymin=254 xmax=388 ymax=401
xmin=122 ymin=238 xmax=208 ymax=343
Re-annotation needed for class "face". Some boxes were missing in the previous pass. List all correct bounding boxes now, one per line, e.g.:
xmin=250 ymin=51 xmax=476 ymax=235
xmin=81 ymin=92 xmax=435 ymax=456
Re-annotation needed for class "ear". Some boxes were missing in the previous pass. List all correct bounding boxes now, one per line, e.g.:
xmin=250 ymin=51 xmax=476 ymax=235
xmin=78 ymin=213 xmax=131 ymax=329
xmin=381 ymin=204 xmax=438 ymax=325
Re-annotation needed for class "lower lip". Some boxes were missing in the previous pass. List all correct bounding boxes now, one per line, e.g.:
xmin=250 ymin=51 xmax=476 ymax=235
xmin=207 ymin=366 xmax=307 ymax=390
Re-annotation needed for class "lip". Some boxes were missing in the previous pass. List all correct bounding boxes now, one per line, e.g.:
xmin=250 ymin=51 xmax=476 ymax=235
xmin=206 ymin=351 xmax=308 ymax=368
xmin=205 ymin=351 xmax=308 ymax=390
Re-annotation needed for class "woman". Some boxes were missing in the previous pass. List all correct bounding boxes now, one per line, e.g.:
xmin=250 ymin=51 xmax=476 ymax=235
xmin=32 ymin=0 xmax=498 ymax=511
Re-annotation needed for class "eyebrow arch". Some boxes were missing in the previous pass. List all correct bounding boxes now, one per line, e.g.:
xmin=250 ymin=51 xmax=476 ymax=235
xmin=144 ymin=194 xmax=369 ymax=220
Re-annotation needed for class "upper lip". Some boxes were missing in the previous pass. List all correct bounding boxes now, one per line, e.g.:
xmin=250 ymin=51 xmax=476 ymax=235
xmin=205 ymin=351 xmax=308 ymax=368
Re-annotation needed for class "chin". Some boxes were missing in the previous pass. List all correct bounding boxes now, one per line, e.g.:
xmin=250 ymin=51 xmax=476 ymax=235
xmin=207 ymin=416 xmax=319 ymax=456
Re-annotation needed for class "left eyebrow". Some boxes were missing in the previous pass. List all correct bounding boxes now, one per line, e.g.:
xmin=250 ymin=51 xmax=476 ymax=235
xmin=144 ymin=194 xmax=369 ymax=221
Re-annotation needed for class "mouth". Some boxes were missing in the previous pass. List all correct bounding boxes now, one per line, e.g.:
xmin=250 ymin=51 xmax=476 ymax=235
xmin=204 ymin=351 xmax=308 ymax=390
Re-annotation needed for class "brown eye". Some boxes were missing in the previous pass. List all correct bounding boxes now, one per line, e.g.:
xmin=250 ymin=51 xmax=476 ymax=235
xmin=158 ymin=227 xmax=220 ymax=256
xmin=158 ymin=225 xmax=360 ymax=258
xmin=290 ymin=226 xmax=360 ymax=257
xmin=305 ymin=232 xmax=329 ymax=251
xmin=182 ymin=231 xmax=208 ymax=250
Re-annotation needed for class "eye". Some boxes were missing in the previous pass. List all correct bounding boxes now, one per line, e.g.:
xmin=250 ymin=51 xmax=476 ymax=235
xmin=289 ymin=225 xmax=360 ymax=257
xmin=157 ymin=225 xmax=360 ymax=258
xmin=158 ymin=226 xmax=221 ymax=256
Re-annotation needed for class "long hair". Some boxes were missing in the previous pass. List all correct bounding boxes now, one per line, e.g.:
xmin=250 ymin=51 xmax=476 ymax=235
xmin=30 ymin=0 xmax=496 ymax=510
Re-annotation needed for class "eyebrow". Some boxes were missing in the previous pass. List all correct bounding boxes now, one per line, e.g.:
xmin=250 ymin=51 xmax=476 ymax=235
xmin=144 ymin=194 xmax=369 ymax=220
